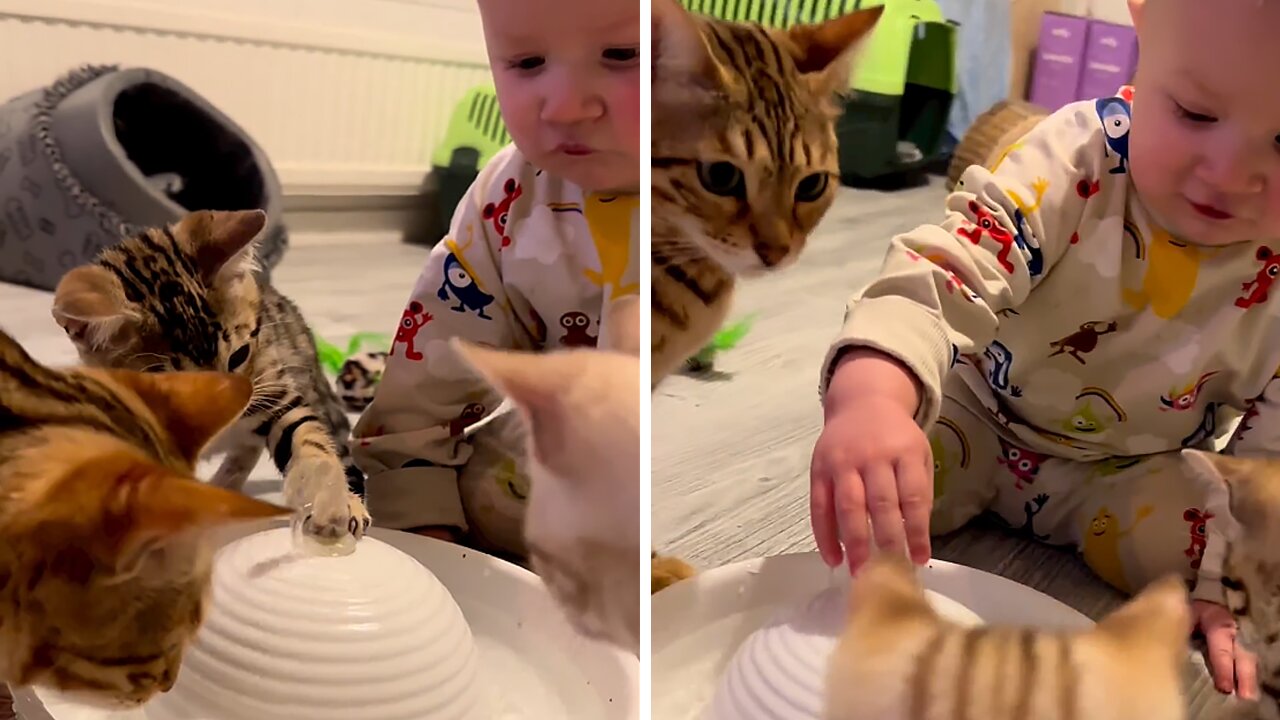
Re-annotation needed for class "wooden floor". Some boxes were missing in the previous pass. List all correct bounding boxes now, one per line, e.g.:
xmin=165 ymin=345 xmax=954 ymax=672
xmin=652 ymin=177 xmax=1232 ymax=718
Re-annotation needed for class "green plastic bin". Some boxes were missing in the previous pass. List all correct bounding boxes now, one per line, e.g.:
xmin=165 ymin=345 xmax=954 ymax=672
xmin=418 ymin=83 xmax=512 ymax=246
xmin=682 ymin=0 xmax=957 ymax=181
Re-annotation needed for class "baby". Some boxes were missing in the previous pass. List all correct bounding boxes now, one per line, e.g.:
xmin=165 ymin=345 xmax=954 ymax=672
xmin=811 ymin=0 xmax=1280 ymax=699
xmin=352 ymin=0 xmax=640 ymax=559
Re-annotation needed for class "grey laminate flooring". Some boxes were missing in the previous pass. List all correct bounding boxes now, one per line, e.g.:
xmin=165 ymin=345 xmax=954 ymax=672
xmin=652 ymin=177 xmax=1232 ymax=718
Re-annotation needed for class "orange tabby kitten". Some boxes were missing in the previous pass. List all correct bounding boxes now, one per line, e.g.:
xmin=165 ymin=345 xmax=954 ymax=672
xmin=825 ymin=554 xmax=1190 ymax=720
xmin=452 ymin=297 xmax=640 ymax=654
xmin=0 ymin=329 xmax=287 ymax=708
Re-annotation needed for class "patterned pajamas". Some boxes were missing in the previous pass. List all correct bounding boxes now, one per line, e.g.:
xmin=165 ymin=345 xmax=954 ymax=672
xmin=929 ymin=387 xmax=1224 ymax=596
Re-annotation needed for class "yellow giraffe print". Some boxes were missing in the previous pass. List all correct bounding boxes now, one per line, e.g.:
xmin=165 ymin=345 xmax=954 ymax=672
xmin=1082 ymin=504 xmax=1154 ymax=593
xmin=1121 ymin=223 xmax=1215 ymax=319
xmin=582 ymin=193 xmax=639 ymax=300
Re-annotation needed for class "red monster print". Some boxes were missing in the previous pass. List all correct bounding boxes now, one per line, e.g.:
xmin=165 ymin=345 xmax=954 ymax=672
xmin=956 ymin=200 xmax=1017 ymax=274
xmin=1238 ymin=400 xmax=1261 ymax=441
xmin=391 ymin=301 xmax=432 ymax=361
xmin=445 ymin=402 xmax=486 ymax=437
xmin=1076 ymin=178 xmax=1101 ymax=199
xmin=1236 ymin=246 xmax=1280 ymax=309
xmin=558 ymin=311 xmax=597 ymax=347
xmin=997 ymin=438 xmax=1049 ymax=490
xmin=483 ymin=178 xmax=523 ymax=250
xmin=1182 ymin=507 xmax=1214 ymax=570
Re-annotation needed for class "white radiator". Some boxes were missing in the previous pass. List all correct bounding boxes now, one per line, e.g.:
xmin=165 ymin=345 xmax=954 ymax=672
xmin=0 ymin=0 xmax=495 ymax=197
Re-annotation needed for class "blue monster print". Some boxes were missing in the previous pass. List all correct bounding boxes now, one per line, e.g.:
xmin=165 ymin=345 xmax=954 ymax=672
xmin=1011 ymin=208 xmax=1044 ymax=278
xmin=438 ymin=252 xmax=495 ymax=319
xmin=984 ymin=340 xmax=1022 ymax=397
xmin=1096 ymin=97 xmax=1132 ymax=175
xmin=1181 ymin=402 xmax=1220 ymax=448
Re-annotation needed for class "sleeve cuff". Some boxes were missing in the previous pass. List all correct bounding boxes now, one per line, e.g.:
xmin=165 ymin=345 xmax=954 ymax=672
xmin=364 ymin=466 xmax=467 ymax=531
xmin=1190 ymin=573 xmax=1226 ymax=605
xmin=818 ymin=294 xmax=954 ymax=428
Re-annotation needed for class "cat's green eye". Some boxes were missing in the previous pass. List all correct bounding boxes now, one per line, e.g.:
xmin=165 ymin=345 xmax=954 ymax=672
xmin=228 ymin=345 xmax=251 ymax=372
xmin=795 ymin=173 xmax=829 ymax=202
xmin=696 ymin=161 xmax=746 ymax=199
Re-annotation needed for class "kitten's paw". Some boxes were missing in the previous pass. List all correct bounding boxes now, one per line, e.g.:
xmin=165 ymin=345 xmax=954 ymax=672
xmin=291 ymin=464 xmax=371 ymax=540
xmin=651 ymin=552 xmax=697 ymax=594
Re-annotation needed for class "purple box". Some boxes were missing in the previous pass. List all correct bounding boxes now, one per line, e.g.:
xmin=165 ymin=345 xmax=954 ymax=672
xmin=1077 ymin=19 xmax=1139 ymax=100
xmin=1029 ymin=12 xmax=1090 ymax=112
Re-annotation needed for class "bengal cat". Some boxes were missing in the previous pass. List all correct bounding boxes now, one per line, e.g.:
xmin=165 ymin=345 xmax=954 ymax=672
xmin=825 ymin=553 xmax=1190 ymax=720
xmin=50 ymin=209 xmax=369 ymax=542
xmin=0 ymin=328 xmax=286 ymax=708
xmin=649 ymin=0 xmax=882 ymax=589
xmin=650 ymin=0 xmax=882 ymax=385
xmin=1183 ymin=449 xmax=1280 ymax=720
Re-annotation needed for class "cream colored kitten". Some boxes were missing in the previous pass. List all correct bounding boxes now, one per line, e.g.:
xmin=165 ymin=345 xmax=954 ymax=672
xmin=452 ymin=296 xmax=640 ymax=655
xmin=825 ymin=554 xmax=1190 ymax=720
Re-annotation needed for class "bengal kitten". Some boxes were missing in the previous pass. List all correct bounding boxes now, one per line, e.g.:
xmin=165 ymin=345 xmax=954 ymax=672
xmin=0 ymin=328 xmax=286 ymax=708
xmin=649 ymin=0 xmax=882 ymax=385
xmin=1183 ymin=449 xmax=1280 ymax=720
xmin=51 ymin=209 xmax=369 ymax=541
xmin=825 ymin=554 xmax=1190 ymax=720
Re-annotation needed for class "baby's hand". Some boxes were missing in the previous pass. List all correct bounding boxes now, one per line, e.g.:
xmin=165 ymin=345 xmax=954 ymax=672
xmin=810 ymin=349 xmax=932 ymax=574
xmin=1195 ymin=599 xmax=1258 ymax=700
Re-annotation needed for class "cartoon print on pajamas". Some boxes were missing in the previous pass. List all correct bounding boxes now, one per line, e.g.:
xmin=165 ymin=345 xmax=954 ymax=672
xmin=582 ymin=193 xmax=639 ymax=299
xmin=930 ymin=417 xmax=970 ymax=497
xmin=1181 ymin=402 xmax=1220 ymax=448
xmin=1182 ymin=507 xmax=1214 ymax=570
xmin=1096 ymin=96 xmax=1131 ymax=174
xmin=494 ymin=456 xmax=529 ymax=501
xmin=1082 ymin=504 xmax=1154 ymax=593
xmin=482 ymin=178 xmax=522 ymax=250
xmin=956 ymin=200 xmax=1018 ymax=274
xmin=442 ymin=402 xmax=487 ymax=438
xmin=1160 ymin=371 xmax=1219 ymax=412
xmin=1122 ymin=224 xmax=1212 ymax=319
xmin=437 ymin=230 xmax=497 ymax=319
xmin=1048 ymin=321 xmax=1118 ymax=364
xmin=1063 ymin=387 xmax=1127 ymax=435
xmin=1235 ymin=246 xmax=1280 ymax=310
xmin=391 ymin=301 xmax=433 ymax=361
xmin=558 ymin=311 xmax=597 ymax=347
xmin=997 ymin=438 xmax=1049 ymax=490
xmin=1092 ymin=456 xmax=1143 ymax=478
xmin=983 ymin=340 xmax=1021 ymax=397
xmin=993 ymin=493 xmax=1053 ymax=543
xmin=1005 ymin=179 xmax=1048 ymax=278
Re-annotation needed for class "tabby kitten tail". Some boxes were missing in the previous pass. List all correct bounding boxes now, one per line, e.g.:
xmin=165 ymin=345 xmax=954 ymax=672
xmin=825 ymin=554 xmax=1190 ymax=720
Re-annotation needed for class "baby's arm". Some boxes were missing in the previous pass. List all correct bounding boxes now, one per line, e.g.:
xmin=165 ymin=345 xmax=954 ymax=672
xmin=352 ymin=149 xmax=523 ymax=532
xmin=819 ymin=103 xmax=1108 ymax=426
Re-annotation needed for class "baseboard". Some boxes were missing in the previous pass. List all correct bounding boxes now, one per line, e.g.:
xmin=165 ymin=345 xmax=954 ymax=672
xmin=282 ymin=180 xmax=444 ymax=248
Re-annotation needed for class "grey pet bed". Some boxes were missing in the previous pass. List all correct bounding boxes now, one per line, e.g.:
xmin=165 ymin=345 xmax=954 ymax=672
xmin=0 ymin=64 xmax=287 ymax=291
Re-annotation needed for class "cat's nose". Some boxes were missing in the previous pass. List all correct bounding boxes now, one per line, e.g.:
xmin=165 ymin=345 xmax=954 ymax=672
xmin=752 ymin=241 xmax=791 ymax=268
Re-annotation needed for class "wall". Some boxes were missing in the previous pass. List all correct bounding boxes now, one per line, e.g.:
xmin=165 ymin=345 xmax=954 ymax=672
xmin=0 ymin=0 xmax=493 ymax=203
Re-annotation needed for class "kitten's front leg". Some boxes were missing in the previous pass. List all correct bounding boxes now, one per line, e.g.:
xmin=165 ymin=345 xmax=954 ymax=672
xmin=260 ymin=407 xmax=370 ymax=540
xmin=209 ymin=442 xmax=262 ymax=492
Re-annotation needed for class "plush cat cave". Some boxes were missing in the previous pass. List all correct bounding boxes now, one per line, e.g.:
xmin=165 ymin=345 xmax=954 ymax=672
xmin=702 ymin=581 xmax=982 ymax=720
xmin=147 ymin=527 xmax=484 ymax=720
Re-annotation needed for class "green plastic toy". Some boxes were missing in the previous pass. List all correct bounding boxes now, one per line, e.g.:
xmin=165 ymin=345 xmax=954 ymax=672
xmin=683 ymin=315 xmax=757 ymax=375
xmin=682 ymin=0 xmax=957 ymax=180
xmin=314 ymin=332 xmax=392 ymax=377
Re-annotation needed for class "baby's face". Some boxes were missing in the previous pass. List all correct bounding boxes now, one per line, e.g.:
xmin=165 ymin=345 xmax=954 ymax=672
xmin=478 ymin=0 xmax=640 ymax=193
xmin=1128 ymin=0 xmax=1280 ymax=246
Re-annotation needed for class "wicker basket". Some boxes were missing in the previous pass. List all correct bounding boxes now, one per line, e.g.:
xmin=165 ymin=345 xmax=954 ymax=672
xmin=945 ymin=99 xmax=1049 ymax=190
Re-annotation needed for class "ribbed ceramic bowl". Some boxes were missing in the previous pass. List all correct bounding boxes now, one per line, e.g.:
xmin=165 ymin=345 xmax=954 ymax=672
xmin=145 ymin=527 xmax=482 ymax=720
xmin=704 ymin=583 xmax=981 ymax=720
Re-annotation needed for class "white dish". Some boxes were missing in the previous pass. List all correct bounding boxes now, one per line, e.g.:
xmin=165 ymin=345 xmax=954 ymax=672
xmin=652 ymin=553 xmax=1092 ymax=720
xmin=15 ymin=522 xmax=637 ymax=720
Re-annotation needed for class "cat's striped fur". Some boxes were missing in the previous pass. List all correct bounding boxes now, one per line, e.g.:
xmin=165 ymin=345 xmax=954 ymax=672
xmin=649 ymin=0 xmax=882 ymax=384
xmin=51 ymin=210 xmax=369 ymax=541
xmin=825 ymin=554 xmax=1190 ymax=720
xmin=1183 ymin=449 xmax=1280 ymax=720
xmin=0 ymin=328 xmax=285 ymax=707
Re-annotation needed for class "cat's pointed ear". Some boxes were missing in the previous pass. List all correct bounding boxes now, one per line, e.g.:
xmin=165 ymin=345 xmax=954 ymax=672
xmin=176 ymin=209 xmax=266 ymax=281
xmin=52 ymin=265 xmax=139 ymax=350
xmin=787 ymin=6 xmax=883 ymax=100
xmin=652 ymin=0 xmax=731 ymax=98
xmin=108 ymin=459 xmax=288 ymax=574
xmin=599 ymin=295 xmax=641 ymax=356
xmin=1093 ymin=573 xmax=1189 ymax=655
xmin=104 ymin=370 xmax=253 ymax=463
xmin=451 ymin=340 xmax=562 ymax=424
